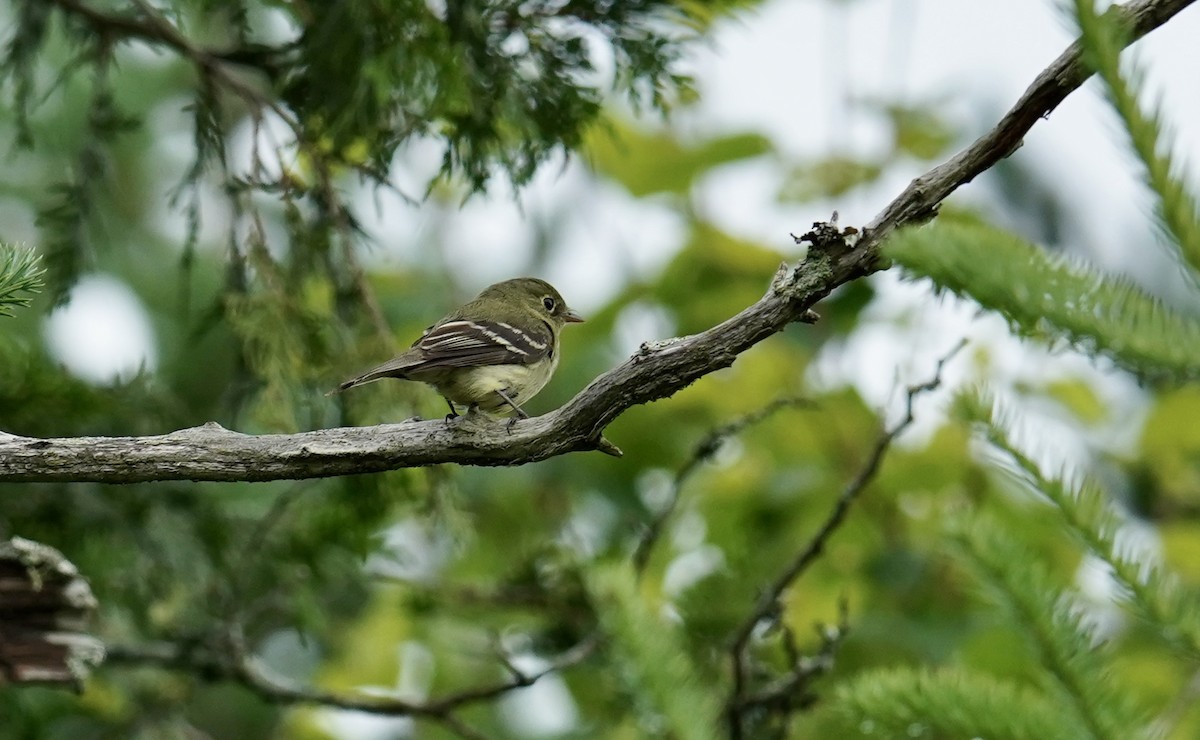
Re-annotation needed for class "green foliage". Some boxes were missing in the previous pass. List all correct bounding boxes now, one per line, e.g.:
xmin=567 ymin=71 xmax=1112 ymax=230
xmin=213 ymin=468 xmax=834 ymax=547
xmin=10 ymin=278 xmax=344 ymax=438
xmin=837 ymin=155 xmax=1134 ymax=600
xmin=586 ymin=562 xmax=721 ymax=740
xmin=836 ymin=666 xmax=1080 ymax=740
xmin=222 ymin=238 xmax=341 ymax=432
xmin=656 ymin=221 xmax=785 ymax=333
xmin=779 ymin=100 xmax=956 ymax=203
xmin=273 ymin=0 xmax=704 ymax=190
xmin=0 ymin=0 xmax=719 ymax=302
xmin=887 ymin=219 xmax=1200 ymax=381
xmin=836 ymin=385 xmax=1200 ymax=739
xmin=1137 ymin=386 xmax=1200 ymax=508
xmin=780 ymin=155 xmax=884 ymax=202
xmin=8 ymin=18 xmax=142 ymax=305
xmin=949 ymin=517 xmax=1148 ymax=740
xmin=881 ymin=102 xmax=957 ymax=161
xmin=963 ymin=391 xmax=1200 ymax=658
xmin=0 ymin=244 xmax=42 ymax=317
xmin=1070 ymin=0 xmax=1200 ymax=276
xmin=587 ymin=120 xmax=773 ymax=197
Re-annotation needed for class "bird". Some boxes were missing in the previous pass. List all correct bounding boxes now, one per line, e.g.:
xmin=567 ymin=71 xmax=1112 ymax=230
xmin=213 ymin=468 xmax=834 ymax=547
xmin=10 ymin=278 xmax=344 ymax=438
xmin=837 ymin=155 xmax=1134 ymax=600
xmin=331 ymin=277 xmax=583 ymax=420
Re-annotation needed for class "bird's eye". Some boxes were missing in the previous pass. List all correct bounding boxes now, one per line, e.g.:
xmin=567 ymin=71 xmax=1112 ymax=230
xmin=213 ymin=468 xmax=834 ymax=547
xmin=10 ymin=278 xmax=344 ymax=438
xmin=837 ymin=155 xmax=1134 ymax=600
xmin=542 ymin=296 xmax=556 ymax=311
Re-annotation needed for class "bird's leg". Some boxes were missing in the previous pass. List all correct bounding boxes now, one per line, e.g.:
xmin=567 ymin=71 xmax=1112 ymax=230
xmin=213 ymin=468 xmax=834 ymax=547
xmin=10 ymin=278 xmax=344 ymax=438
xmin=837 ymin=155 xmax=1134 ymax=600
xmin=495 ymin=388 xmax=529 ymax=418
xmin=443 ymin=397 xmax=460 ymax=422
xmin=495 ymin=388 xmax=528 ymax=431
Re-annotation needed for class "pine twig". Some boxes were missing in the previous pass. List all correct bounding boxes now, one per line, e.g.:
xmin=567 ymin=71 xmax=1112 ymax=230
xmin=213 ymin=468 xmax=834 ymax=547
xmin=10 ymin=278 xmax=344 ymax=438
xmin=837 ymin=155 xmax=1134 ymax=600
xmin=0 ymin=246 xmax=43 ymax=317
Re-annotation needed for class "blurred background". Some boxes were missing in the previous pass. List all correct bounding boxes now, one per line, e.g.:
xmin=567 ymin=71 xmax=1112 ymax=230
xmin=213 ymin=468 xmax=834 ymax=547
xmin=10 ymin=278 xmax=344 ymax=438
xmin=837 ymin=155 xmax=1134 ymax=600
xmin=2 ymin=0 xmax=1199 ymax=737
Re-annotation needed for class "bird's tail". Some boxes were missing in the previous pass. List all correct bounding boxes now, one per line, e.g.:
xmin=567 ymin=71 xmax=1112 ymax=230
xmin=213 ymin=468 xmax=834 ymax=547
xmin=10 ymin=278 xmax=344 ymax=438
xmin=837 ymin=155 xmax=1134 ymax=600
xmin=326 ymin=355 xmax=420 ymax=396
xmin=325 ymin=372 xmax=386 ymax=397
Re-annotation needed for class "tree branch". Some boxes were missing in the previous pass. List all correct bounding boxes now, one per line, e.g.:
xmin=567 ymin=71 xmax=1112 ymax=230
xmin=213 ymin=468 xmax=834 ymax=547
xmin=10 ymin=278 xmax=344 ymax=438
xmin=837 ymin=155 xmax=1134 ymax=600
xmin=732 ymin=600 xmax=850 ymax=716
xmin=48 ymin=0 xmax=287 ymax=77
xmin=725 ymin=340 xmax=966 ymax=738
xmin=106 ymin=633 xmax=598 ymax=724
xmin=1 ymin=0 xmax=1192 ymax=484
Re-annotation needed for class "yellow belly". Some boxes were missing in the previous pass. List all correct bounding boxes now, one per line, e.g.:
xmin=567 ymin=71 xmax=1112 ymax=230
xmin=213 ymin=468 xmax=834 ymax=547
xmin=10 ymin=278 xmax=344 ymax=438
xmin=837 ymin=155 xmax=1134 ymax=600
xmin=430 ymin=360 xmax=556 ymax=414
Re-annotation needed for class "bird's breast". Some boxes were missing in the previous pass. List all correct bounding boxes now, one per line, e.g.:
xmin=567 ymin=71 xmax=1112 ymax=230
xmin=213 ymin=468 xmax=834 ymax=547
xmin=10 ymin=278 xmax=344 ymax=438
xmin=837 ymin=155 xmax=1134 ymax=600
xmin=434 ymin=358 xmax=557 ymax=412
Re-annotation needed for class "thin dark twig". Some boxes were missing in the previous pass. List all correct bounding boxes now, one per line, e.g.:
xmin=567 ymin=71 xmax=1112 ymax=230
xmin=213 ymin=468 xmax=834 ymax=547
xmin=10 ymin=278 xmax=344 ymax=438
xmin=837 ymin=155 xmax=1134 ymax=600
xmin=243 ymin=633 xmax=598 ymax=714
xmin=487 ymin=634 xmax=532 ymax=684
xmin=633 ymin=397 xmax=815 ymax=574
xmin=106 ymin=632 xmax=599 ymax=721
xmin=726 ymin=340 xmax=966 ymax=738
xmin=734 ymin=599 xmax=851 ymax=714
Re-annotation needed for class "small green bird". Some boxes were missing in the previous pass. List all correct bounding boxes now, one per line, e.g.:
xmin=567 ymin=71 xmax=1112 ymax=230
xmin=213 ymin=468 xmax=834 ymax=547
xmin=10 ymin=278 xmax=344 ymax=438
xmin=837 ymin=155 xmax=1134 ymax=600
xmin=333 ymin=277 xmax=584 ymax=419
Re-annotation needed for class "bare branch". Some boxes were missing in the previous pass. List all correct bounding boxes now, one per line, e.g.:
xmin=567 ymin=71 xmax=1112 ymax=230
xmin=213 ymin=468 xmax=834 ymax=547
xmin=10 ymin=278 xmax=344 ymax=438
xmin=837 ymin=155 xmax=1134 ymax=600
xmin=733 ymin=600 xmax=851 ymax=716
xmin=725 ymin=340 xmax=966 ymax=738
xmin=0 ymin=0 xmax=1192 ymax=484
xmin=106 ymin=633 xmax=598 ymax=723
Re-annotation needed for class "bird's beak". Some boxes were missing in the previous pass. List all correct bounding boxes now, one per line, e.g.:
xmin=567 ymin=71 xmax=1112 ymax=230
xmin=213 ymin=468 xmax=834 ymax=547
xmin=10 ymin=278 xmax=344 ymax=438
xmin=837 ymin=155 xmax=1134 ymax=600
xmin=563 ymin=308 xmax=585 ymax=323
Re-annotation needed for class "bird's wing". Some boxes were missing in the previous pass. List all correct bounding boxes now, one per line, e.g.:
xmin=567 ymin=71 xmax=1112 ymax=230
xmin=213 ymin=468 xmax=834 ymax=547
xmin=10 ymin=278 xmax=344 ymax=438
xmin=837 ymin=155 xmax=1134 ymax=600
xmin=413 ymin=319 xmax=552 ymax=368
xmin=332 ymin=319 xmax=553 ymax=393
